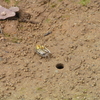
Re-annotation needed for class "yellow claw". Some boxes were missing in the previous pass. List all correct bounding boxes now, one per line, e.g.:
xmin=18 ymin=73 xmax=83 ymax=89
xmin=36 ymin=45 xmax=45 ymax=49
xmin=36 ymin=45 xmax=40 ymax=49
xmin=41 ymin=45 xmax=45 ymax=49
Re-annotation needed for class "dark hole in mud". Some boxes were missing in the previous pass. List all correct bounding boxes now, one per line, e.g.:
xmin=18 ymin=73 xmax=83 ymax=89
xmin=15 ymin=12 xmax=20 ymax=18
xmin=56 ymin=63 xmax=64 ymax=69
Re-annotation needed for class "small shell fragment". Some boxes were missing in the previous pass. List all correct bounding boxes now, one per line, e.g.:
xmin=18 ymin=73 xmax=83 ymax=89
xmin=0 ymin=5 xmax=16 ymax=19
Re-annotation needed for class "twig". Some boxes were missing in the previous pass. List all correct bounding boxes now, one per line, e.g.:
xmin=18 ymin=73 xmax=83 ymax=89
xmin=44 ymin=31 xmax=52 ymax=36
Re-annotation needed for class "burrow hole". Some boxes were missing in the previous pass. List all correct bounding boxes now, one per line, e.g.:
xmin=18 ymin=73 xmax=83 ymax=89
xmin=56 ymin=63 xmax=64 ymax=69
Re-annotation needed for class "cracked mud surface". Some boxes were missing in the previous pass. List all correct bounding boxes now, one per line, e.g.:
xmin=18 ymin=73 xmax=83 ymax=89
xmin=0 ymin=0 xmax=100 ymax=100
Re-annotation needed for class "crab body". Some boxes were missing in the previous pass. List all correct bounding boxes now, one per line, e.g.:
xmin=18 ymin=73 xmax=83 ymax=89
xmin=35 ymin=45 xmax=51 ymax=58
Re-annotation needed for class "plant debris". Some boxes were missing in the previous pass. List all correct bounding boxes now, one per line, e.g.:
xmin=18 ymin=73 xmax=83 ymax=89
xmin=44 ymin=31 xmax=52 ymax=36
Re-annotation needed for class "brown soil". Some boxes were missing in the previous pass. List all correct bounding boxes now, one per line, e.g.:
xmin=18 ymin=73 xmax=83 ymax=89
xmin=0 ymin=0 xmax=100 ymax=100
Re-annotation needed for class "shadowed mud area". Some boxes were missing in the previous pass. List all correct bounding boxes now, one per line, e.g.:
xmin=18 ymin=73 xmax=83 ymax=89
xmin=0 ymin=0 xmax=100 ymax=100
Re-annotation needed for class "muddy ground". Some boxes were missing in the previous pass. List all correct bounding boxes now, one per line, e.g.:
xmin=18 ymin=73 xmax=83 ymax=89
xmin=0 ymin=0 xmax=100 ymax=100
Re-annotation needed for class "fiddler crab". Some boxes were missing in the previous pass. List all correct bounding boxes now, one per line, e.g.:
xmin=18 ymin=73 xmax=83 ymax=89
xmin=35 ymin=45 xmax=51 ymax=58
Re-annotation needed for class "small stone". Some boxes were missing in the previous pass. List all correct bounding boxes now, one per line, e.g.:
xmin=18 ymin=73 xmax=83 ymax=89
xmin=92 ymin=82 xmax=96 ymax=87
xmin=70 ymin=86 xmax=75 ymax=90
xmin=24 ymin=68 xmax=30 ymax=72
xmin=24 ymin=63 xmax=28 ymax=67
xmin=11 ymin=86 xmax=16 ymax=90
